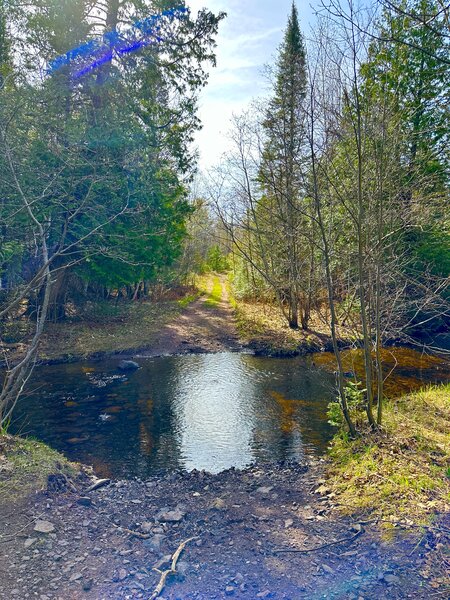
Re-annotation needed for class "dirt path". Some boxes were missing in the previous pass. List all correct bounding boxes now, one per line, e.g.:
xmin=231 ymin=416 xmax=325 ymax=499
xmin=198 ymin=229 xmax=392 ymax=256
xmin=0 ymin=462 xmax=448 ymax=600
xmin=136 ymin=275 xmax=243 ymax=358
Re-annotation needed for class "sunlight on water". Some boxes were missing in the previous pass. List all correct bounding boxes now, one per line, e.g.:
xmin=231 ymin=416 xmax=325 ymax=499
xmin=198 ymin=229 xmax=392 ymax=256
xmin=10 ymin=349 xmax=449 ymax=478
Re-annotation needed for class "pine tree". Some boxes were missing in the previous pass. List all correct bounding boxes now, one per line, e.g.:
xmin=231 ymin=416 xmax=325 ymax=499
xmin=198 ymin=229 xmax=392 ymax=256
xmin=259 ymin=2 xmax=309 ymax=329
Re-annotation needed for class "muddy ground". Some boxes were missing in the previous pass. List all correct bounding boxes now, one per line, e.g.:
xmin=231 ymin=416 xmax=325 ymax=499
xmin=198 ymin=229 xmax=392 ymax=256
xmin=0 ymin=461 xmax=448 ymax=600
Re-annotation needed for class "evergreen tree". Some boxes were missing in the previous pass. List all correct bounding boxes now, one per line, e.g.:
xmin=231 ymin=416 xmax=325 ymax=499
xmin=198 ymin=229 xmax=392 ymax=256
xmin=259 ymin=2 xmax=310 ymax=329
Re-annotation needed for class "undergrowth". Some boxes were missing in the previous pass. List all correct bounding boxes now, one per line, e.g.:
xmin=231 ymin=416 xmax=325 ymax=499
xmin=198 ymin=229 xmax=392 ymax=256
xmin=0 ymin=434 xmax=78 ymax=502
xmin=327 ymin=384 xmax=450 ymax=525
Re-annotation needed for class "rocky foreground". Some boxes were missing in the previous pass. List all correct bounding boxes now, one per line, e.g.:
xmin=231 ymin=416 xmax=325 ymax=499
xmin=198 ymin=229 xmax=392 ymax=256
xmin=0 ymin=461 xmax=448 ymax=600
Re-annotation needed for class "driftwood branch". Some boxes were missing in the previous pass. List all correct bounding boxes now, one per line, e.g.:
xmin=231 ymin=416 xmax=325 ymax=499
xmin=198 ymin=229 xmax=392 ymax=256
xmin=149 ymin=536 xmax=198 ymax=600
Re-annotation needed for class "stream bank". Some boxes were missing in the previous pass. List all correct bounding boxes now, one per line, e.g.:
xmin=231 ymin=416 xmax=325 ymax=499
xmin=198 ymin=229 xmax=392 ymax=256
xmin=0 ymin=453 xmax=448 ymax=600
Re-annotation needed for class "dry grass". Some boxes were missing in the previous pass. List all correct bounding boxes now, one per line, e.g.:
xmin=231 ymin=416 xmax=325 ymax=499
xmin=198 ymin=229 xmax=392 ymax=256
xmin=229 ymin=292 xmax=335 ymax=355
xmin=1 ymin=292 xmax=199 ymax=364
xmin=327 ymin=384 xmax=450 ymax=524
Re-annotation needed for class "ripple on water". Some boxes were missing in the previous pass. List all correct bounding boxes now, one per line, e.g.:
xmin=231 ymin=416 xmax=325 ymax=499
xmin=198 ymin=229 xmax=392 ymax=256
xmin=9 ymin=349 xmax=449 ymax=478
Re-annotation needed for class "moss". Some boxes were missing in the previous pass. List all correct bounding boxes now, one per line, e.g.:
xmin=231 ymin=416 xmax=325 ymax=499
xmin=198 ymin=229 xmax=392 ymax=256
xmin=0 ymin=434 xmax=78 ymax=502
xmin=327 ymin=384 xmax=450 ymax=524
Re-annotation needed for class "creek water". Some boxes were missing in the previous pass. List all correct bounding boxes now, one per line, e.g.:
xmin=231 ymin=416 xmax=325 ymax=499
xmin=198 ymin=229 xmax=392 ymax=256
xmin=10 ymin=348 xmax=449 ymax=479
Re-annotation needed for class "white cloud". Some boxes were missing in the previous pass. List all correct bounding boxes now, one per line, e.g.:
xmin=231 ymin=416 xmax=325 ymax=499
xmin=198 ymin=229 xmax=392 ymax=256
xmin=187 ymin=1 xmax=317 ymax=169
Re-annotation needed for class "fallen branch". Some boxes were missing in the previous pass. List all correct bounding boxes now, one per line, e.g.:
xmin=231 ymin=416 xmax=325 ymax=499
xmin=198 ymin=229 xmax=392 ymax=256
xmin=273 ymin=529 xmax=362 ymax=554
xmin=149 ymin=536 xmax=198 ymax=600
xmin=0 ymin=512 xmax=46 ymax=544
xmin=111 ymin=523 xmax=151 ymax=539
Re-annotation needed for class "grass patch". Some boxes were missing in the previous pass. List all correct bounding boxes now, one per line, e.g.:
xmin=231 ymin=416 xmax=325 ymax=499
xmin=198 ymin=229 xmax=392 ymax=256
xmin=2 ymin=286 xmax=200 ymax=365
xmin=204 ymin=275 xmax=223 ymax=308
xmin=178 ymin=292 xmax=201 ymax=308
xmin=0 ymin=434 xmax=78 ymax=502
xmin=327 ymin=384 xmax=450 ymax=524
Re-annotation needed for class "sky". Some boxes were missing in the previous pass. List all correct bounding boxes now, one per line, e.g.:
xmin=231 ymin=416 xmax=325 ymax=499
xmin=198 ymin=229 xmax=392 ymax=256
xmin=188 ymin=0 xmax=318 ymax=169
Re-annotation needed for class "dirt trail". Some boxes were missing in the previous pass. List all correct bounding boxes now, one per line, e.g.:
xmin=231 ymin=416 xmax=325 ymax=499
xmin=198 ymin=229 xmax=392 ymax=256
xmin=137 ymin=275 xmax=242 ymax=357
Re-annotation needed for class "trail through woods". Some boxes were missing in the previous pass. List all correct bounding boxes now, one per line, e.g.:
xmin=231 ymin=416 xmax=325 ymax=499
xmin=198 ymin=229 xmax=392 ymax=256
xmin=138 ymin=275 xmax=242 ymax=357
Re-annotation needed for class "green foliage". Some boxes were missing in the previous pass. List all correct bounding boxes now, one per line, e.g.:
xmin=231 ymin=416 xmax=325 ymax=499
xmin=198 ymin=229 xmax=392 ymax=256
xmin=206 ymin=245 xmax=229 ymax=273
xmin=327 ymin=381 xmax=366 ymax=427
xmin=0 ymin=0 xmax=224 ymax=314
xmin=204 ymin=275 xmax=222 ymax=308
xmin=413 ymin=226 xmax=450 ymax=277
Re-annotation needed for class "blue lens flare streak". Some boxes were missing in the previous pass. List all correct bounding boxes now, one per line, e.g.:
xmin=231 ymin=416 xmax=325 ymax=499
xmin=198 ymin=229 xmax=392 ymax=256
xmin=48 ymin=7 xmax=188 ymax=79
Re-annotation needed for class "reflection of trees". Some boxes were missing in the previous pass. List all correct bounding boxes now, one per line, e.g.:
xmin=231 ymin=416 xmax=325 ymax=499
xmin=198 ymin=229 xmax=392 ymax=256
xmin=129 ymin=358 xmax=182 ymax=473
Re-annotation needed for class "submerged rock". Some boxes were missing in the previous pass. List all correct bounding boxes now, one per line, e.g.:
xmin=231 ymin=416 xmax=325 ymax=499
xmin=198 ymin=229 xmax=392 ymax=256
xmin=118 ymin=360 xmax=140 ymax=371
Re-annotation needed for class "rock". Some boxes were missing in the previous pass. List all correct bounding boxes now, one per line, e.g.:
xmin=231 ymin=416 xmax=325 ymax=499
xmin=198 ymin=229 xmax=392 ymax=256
xmin=284 ymin=518 xmax=294 ymax=529
xmin=141 ymin=521 xmax=153 ymax=533
xmin=225 ymin=586 xmax=235 ymax=596
xmin=143 ymin=534 xmax=166 ymax=552
xmin=322 ymin=563 xmax=335 ymax=574
xmin=209 ymin=497 xmax=226 ymax=510
xmin=153 ymin=555 xmax=172 ymax=570
xmin=255 ymin=486 xmax=273 ymax=495
xmin=118 ymin=360 xmax=140 ymax=371
xmin=314 ymin=485 xmax=331 ymax=495
xmin=34 ymin=520 xmax=55 ymax=534
xmin=82 ymin=578 xmax=93 ymax=591
xmin=155 ymin=508 xmax=185 ymax=523
xmin=177 ymin=560 xmax=189 ymax=576
xmin=118 ymin=568 xmax=127 ymax=581
xmin=69 ymin=572 xmax=83 ymax=582
xmin=256 ymin=591 xmax=272 ymax=598
xmin=383 ymin=574 xmax=400 ymax=585
xmin=24 ymin=538 xmax=37 ymax=548
xmin=77 ymin=497 xmax=92 ymax=507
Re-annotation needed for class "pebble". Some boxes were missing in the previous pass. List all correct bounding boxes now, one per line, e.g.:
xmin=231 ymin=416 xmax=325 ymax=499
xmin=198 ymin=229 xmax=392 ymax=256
xmin=76 ymin=497 xmax=92 ymax=507
xmin=34 ymin=520 xmax=55 ymax=534
xmin=255 ymin=486 xmax=273 ymax=495
xmin=155 ymin=508 xmax=185 ymax=522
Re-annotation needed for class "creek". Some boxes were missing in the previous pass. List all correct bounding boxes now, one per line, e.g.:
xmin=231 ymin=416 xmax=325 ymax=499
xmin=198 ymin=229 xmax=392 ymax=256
xmin=10 ymin=347 xmax=449 ymax=478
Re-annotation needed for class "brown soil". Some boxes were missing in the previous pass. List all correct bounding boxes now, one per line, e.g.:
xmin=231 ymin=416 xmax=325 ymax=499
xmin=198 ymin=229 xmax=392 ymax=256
xmin=135 ymin=276 xmax=243 ymax=357
xmin=0 ymin=462 xmax=448 ymax=600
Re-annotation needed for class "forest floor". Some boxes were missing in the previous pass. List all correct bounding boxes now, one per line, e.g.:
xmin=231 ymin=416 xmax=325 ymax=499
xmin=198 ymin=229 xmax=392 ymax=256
xmin=0 ymin=274 xmax=244 ymax=366
xmin=1 ymin=273 xmax=344 ymax=367
xmin=0 ymin=443 xmax=448 ymax=600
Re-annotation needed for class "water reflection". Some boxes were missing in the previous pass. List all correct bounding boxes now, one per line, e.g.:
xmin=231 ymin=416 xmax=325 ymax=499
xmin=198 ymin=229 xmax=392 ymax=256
xmin=9 ymin=349 xmax=449 ymax=478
